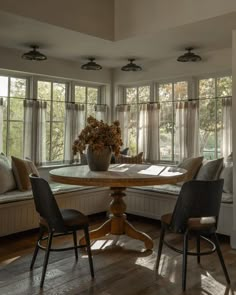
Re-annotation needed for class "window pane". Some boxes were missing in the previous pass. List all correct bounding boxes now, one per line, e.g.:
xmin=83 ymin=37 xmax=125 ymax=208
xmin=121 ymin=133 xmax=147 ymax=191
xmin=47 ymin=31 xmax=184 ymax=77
xmin=138 ymin=86 xmax=150 ymax=103
xmin=128 ymin=104 xmax=137 ymax=155
xmin=45 ymin=122 xmax=51 ymax=161
xmin=174 ymin=81 xmax=188 ymax=100
xmin=159 ymin=83 xmax=172 ymax=101
xmin=160 ymin=102 xmax=173 ymax=122
xmin=8 ymin=122 xmax=23 ymax=158
xmin=53 ymin=83 xmax=66 ymax=101
xmin=126 ymin=88 xmax=137 ymax=104
xmin=51 ymin=122 xmax=65 ymax=161
xmin=0 ymin=76 xmax=8 ymax=97
xmin=199 ymin=99 xmax=216 ymax=159
xmin=199 ymin=78 xmax=215 ymax=98
xmin=87 ymin=87 xmax=98 ymax=104
xmin=38 ymin=81 xmax=51 ymax=100
xmin=87 ymin=104 xmax=96 ymax=118
xmin=160 ymin=122 xmax=173 ymax=161
xmin=38 ymin=81 xmax=51 ymax=120
xmin=217 ymin=76 xmax=232 ymax=97
xmin=10 ymin=98 xmax=23 ymax=120
xmin=75 ymin=86 xmax=86 ymax=103
xmin=53 ymin=101 xmax=65 ymax=121
xmin=10 ymin=78 xmax=26 ymax=98
xmin=216 ymin=99 xmax=223 ymax=158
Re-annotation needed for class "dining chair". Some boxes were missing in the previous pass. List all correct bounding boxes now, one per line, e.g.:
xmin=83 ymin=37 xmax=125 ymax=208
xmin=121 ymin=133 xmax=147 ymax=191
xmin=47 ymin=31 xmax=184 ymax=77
xmin=156 ymin=179 xmax=230 ymax=291
xmin=29 ymin=174 xmax=94 ymax=288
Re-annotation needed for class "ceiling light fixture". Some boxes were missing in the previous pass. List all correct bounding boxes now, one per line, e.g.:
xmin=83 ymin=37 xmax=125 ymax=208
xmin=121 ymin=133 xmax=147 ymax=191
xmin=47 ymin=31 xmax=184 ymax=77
xmin=81 ymin=58 xmax=102 ymax=70
xmin=22 ymin=45 xmax=47 ymax=61
xmin=177 ymin=47 xmax=202 ymax=62
xmin=121 ymin=59 xmax=142 ymax=71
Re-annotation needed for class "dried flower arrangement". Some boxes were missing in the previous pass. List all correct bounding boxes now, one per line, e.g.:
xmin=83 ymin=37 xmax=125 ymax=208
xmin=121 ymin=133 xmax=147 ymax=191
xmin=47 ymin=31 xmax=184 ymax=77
xmin=72 ymin=116 xmax=123 ymax=156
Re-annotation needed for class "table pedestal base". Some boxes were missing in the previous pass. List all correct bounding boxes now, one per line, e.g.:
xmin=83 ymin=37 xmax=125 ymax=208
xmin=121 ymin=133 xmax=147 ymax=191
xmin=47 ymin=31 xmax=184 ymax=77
xmin=79 ymin=187 xmax=153 ymax=250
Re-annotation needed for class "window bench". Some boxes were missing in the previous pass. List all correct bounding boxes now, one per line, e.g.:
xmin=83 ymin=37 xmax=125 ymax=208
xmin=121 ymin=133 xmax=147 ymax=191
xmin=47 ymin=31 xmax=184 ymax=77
xmin=0 ymin=184 xmax=111 ymax=237
xmin=126 ymin=185 xmax=233 ymax=237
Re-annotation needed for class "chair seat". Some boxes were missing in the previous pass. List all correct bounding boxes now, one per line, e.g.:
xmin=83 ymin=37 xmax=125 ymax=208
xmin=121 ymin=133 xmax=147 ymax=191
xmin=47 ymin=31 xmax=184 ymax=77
xmin=40 ymin=209 xmax=88 ymax=230
xmin=161 ymin=213 xmax=216 ymax=230
xmin=61 ymin=209 xmax=88 ymax=227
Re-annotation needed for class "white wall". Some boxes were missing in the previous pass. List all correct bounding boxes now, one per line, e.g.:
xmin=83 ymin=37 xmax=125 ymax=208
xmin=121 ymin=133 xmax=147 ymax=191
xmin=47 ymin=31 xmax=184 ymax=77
xmin=115 ymin=0 xmax=236 ymax=40
xmin=0 ymin=0 xmax=114 ymax=40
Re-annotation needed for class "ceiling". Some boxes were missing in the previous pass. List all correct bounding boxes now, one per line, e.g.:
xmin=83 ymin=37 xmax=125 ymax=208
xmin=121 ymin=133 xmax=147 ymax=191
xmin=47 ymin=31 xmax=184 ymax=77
xmin=0 ymin=10 xmax=235 ymax=69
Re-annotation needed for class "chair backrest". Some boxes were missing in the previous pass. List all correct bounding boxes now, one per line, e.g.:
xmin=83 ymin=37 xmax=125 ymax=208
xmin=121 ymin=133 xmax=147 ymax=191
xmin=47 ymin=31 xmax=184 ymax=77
xmin=170 ymin=179 xmax=224 ymax=233
xmin=29 ymin=174 xmax=65 ymax=232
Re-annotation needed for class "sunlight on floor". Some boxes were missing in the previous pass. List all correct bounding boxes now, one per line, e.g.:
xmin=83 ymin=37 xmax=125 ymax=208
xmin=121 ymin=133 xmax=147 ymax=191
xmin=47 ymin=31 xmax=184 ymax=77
xmin=0 ymin=256 xmax=21 ymax=266
xmin=91 ymin=239 xmax=114 ymax=250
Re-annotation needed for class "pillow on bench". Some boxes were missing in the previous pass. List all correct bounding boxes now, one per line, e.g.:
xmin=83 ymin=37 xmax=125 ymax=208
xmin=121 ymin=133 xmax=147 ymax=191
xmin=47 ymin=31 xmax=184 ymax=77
xmin=177 ymin=156 xmax=203 ymax=182
xmin=195 ymin=158 xmax=223 ymax=181
xmin=11 ymin=156 xmax=39 ymax=191
xmin=115 ymin=152 xmax=143 ymax=164
xmin=0 ymin=153 xmax=16 ymax=194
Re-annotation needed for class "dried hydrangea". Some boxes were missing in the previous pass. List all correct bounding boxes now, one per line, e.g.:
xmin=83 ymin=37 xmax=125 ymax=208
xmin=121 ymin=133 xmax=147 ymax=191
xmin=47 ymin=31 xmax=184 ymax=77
xmin=72 ymin=116 xmax=123 ymax=156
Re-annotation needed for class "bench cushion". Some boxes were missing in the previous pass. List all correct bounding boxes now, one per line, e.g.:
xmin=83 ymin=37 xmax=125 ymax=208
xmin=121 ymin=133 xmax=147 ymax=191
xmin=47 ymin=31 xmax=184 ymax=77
xmin=0 ymin=183 xmax=93 ymax=204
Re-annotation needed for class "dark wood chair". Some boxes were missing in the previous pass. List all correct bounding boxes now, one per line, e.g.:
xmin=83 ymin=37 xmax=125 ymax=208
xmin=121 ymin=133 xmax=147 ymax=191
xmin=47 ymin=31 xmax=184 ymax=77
xmin=156 ymin=179 xmax=230 ymax=291
xmin=29 ymin=174 xmax=94 ymax=288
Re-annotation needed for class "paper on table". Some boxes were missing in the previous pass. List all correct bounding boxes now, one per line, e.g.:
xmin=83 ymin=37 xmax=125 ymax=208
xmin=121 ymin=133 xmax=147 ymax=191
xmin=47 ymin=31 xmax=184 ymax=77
xmin=138 ymin=165 xmax=166 ymax=175
xmin=109 ymin=164 xmax=129 ymax=172
xmin=159 ymin=166 xmax=182 ymax=176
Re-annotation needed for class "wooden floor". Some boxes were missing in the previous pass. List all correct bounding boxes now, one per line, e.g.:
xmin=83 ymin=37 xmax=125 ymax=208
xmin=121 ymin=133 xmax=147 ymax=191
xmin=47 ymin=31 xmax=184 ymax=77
xmin=0 ymin=214 xmax=235 ymax=295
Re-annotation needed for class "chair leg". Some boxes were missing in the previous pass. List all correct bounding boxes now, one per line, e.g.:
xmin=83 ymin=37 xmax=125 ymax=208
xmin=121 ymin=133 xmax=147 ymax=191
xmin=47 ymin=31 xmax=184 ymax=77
xmin=182 ymin=230 xmax=189 ymax=292
xmin=40 ymin=232 xmax=53 ymax=288
xmin=196 ymin=234 xmax=201 ymax=264
xmin=30 ymin=226 xmax=44 ymax=270
xmin=84 ymin=226 xmax=94 ymax=278
xmin=156 ymin=225 xmax=165 ymax=272
xmin=73 ymin=231 xmax=78 ymax=260
xmin=212 ymin=233 xmax=230 ymax=284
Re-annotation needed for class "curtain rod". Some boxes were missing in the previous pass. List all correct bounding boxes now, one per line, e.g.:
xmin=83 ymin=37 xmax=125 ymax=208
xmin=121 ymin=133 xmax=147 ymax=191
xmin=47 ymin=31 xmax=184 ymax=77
xmin=116 ymin=95 xmax=232 ymax=106
xmin=0 ymin=96 xmax=107 ymax=105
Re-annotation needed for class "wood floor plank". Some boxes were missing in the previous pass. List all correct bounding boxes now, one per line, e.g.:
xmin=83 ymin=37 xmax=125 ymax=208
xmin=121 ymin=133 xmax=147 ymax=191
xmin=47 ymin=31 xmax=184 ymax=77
xmin=0 ymin=215 xmax=235 ymax=295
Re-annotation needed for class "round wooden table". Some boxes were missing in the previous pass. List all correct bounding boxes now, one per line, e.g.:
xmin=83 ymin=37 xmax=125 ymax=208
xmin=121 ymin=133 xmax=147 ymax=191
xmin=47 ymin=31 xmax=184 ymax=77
xmin=50 ymin=164 xmax=186 ymax=250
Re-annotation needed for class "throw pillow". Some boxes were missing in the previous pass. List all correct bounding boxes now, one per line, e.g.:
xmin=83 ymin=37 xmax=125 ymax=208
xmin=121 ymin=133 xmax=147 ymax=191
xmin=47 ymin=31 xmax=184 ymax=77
xmin=11 ymin=156 xmax=39 ymax=191
xmin=0 ymin=153 xmax=16 ymax=194
xmin=195 ymin=158 xmax=223 ymax=181
xmin=115 ymin=152 xmax=143 ymax=164
xmin=177 ymin=156 xmax=204 ymax=181
xmin=220 ymin=164 xmax=233 ymax=193
xmin=111 ymin=147 xmax=129 ymax=164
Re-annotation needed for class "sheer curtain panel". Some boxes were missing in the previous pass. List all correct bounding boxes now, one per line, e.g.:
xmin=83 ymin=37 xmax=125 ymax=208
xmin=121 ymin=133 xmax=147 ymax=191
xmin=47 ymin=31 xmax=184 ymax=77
xmin=64 ymin=103 xmax=85 ymax=163
xmin=175 ymin=101 xmax=199 ymax=162
xmin=23 ymin=100 xmax=47 ymax=165
xmin=138 ymin=103 xmax=160 ymax=163
xmin=116 ymin=104 xmax=131 ymax=149
xmin=222 ymin=97 xmax=232 ymax=159
xmin=95 ymin=104 xmax=108 ymax=122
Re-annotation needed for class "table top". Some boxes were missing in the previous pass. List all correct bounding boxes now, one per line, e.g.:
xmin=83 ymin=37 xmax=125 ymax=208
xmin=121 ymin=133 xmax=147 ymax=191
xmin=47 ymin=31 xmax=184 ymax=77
xmin=50 ymin=164 xmax=187 ymax=187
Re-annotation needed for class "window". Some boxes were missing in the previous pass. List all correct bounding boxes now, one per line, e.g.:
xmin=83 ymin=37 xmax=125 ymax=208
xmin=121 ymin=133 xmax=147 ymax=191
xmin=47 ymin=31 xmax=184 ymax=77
xmin=158 ymin=81 xmax=188 ymax=162
xmin=198 ymin=76 xmax=232 ymax=159
xmin=124 ymin=85 xmax=151 ymax=154
xmin=37 ymin=80 xmax=67 ymax=162
xmin=1 ymin=76 xmax=28 ymax=158
xmin=74 ymin=85 xmax=100 ymax=120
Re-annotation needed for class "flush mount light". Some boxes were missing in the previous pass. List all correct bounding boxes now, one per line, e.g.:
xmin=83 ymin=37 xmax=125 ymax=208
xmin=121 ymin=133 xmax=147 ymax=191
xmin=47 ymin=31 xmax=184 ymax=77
xmin=121 ymin=59 xmax=142 ymax=71
xmin=177 ymin=47 xmax=202 ymax=62
xmin=81 ymin=58 xmax=102 ymax=70
xmin=22 ymin=45 xmax=47 ymax=61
